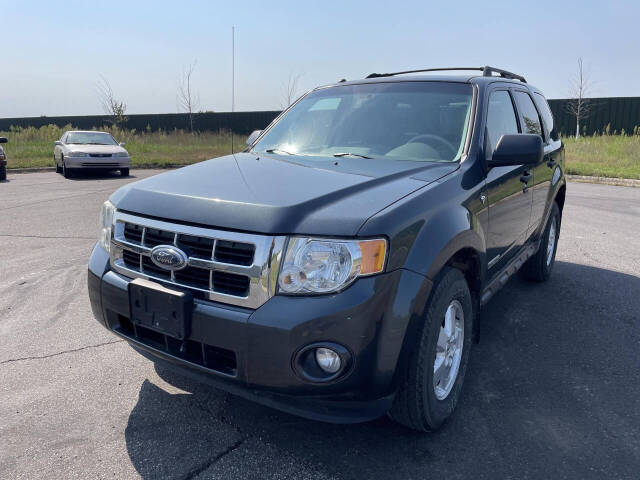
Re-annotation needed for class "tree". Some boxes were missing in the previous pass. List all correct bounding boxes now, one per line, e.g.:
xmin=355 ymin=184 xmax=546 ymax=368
xmin=178 ymin=61 xmax=200 ymax=133
xmin=280 ymin=72 xmax=303 ymax=109
xmin=97 ymin=75 xmax=128 ymax=127
xmin=566 ymin=58 xmax=594 ymax=138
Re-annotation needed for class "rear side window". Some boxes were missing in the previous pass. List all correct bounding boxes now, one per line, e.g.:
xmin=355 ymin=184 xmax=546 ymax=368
xmin=513 ymin=91 xmax=543 ymax=137
xmin=485 ymin=90 xmax=519 ymax=159
xmin=533 ymin=93 xmax=557 ymax=141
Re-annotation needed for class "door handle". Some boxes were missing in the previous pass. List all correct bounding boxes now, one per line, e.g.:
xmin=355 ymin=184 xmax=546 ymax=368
xmin=520 ymin=172 xmax=532 ymax=184
xmin=547 ymin=158 xmax=556 ymax=168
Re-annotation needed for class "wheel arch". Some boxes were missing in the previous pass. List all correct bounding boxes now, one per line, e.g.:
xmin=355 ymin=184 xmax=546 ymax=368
xmin=388 ymin=231 xmax=485 ymax=392
xmin=423 ymin=229 xmax=486 ymax=290
xmin=398 ymin=203 xmax=487 ymax=281
xmin=442 ymin=246 xmax=483 ymax=298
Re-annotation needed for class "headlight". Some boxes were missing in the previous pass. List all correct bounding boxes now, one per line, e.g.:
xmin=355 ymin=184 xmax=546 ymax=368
xmin=278 ymin=237 xmax=386 ymax=294
xmin=99 ymin=200 xmax=115 ymax=252
xmin=114 ymin=152 xmax=129 ymax=157
xmin=67 ymin=151 xmax=88 ymax=157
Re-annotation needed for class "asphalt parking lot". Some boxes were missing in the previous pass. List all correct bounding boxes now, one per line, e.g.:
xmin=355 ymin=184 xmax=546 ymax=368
xmin=1 ymin=170 xmax=639 ymax=479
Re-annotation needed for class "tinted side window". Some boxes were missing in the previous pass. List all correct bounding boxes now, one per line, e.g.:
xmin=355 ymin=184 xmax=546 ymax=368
xmin=485 ymin=90 xmax=519 ymax=158
xmin=533 ymin=92 xmax=557 ymax=141
xmin=513 ymin=91 xmax=542 ymax=137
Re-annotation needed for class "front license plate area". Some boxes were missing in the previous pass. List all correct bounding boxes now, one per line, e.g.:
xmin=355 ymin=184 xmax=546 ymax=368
xmin=129 ymin=278 xmax=192 ymax=340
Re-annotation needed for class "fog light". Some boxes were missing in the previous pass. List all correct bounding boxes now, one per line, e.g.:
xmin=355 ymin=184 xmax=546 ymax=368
xmin=315 ymin=347 xmax=341 ymax=374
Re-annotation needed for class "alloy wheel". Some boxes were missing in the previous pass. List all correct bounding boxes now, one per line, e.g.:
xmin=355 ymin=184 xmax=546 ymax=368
xmin=434 ymin=299 xmax=465 ymax=400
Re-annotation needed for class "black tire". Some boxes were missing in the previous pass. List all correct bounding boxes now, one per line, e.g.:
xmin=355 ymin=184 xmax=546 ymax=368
xmin=120 ymin=168 xmax=129 ymax=177
xmin=520 ymin=202 xmax=561 ymax=282
xmin=389 ymin=267 xmax=473 ymax=431
xmin=54 ymin=155 xmax=61 ymax=173
xmin=62 ymin=157 xmax=72 ymax=179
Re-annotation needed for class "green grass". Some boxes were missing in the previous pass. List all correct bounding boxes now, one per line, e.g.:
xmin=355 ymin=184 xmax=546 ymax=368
xmin=3 ymin=124 xmax=640 ymax=179
xmin=562 ymin=134 xmax=640 ymax=179
xmin=2 ymin=124 xmax=245 ymax=169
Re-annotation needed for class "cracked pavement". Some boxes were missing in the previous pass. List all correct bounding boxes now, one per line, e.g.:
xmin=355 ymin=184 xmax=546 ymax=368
xmin=1 ymin=171 xmax=639 ymax=479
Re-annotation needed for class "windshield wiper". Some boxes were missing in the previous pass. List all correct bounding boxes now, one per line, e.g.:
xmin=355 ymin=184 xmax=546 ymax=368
xmin=333 ymin=152 xmax=372 ymax=159
xmin=265 ymin=148 xmax=295 ymax=155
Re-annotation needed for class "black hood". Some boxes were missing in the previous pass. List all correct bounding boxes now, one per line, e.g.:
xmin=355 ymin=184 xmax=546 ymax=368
xmin=111 ymin=152 xmax=458 ymax=236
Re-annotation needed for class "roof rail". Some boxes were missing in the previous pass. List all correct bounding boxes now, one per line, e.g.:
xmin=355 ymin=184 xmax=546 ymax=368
xmin=365 ymin=66 xmax=526 ymax=83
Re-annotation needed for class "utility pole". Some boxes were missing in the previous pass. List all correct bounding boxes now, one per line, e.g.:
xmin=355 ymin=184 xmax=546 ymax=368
xmin=231 ymin=26 xmax=235 ymax=153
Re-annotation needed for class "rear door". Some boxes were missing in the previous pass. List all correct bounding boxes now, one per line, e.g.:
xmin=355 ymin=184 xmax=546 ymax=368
xmin=512 ymin=90 xmax=556 ymax=235
xmin=484 ymin=89 xmax=533 ymax=273
xmin=531 ymin=92 xmax=563 ymax=234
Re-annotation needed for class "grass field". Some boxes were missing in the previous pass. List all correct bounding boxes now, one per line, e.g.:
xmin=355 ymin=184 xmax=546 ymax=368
xmin=562 ymin=134 xmax=640 ymax=179
xmin=2 ymin=125 xmax=244 ymax=169
xmin=2 ymin=124 xmax=640 ymax=179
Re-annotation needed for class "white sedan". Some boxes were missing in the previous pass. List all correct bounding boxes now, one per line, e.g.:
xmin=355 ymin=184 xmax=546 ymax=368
xmin=53 ymin=130 xmax=130 ymax=178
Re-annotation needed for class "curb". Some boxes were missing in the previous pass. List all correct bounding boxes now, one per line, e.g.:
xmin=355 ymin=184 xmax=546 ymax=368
xmin=8 ymin=166 xmax=56 ymax=174
xmin=567 ymin=175 xmax=640 ymax=188
xmin=7 ymin=164 xmax=183 ymax=174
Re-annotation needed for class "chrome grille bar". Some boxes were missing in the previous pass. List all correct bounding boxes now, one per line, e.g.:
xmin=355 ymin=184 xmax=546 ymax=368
xmin=110 ymin=211 xmax=286 ymax=309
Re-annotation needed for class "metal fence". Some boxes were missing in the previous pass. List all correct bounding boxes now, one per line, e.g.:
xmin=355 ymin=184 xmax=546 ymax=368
xmin=2 ymin=97 xmax=640 ymax=137
xmin=0 ymin=111 xmax=282 ymax=135
xmin=548 ymin=97 xmax=640 ymax=136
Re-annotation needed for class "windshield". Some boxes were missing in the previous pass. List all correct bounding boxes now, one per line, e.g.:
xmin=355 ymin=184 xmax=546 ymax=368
xmin=66 ymin=132 xmax=118 ymax=145
xmin=253 ymin=82 xmax=473 ymax=162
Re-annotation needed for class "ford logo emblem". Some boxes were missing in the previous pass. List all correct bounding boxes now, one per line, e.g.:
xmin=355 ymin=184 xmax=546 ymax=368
xmin=150 ymin=245 xmax=189 ymax=271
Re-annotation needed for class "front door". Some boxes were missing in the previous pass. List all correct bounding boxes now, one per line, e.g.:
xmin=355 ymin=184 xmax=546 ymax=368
xmin=484 ymin=89 xmax=533 ymax=274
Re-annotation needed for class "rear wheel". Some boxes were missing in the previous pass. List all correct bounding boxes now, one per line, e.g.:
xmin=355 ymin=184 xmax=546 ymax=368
xmin=520 ymin=202 xmax=561 ymax=282
xmin=120 ymin=168 xmax=129 ymax=177
xmin=389 ymin=267 xmax=473 ymax=431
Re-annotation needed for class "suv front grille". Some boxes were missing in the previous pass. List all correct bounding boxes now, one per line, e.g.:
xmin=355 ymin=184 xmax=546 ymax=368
xmin=110 ymin=212 xmax=286 ymax=309
xmin=214 ymin=240 xmax=255 ymax=265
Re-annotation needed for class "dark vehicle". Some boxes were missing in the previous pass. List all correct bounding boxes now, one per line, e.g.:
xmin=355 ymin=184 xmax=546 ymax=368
xmin=0 ymin=137 xmax=7 ymax=181
xmin=88 ymin=67 xmax=566 ymax=431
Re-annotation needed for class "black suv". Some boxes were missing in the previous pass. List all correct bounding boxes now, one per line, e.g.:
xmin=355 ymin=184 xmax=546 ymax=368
xmin=88 ymin=67 xmax=565 ymax=431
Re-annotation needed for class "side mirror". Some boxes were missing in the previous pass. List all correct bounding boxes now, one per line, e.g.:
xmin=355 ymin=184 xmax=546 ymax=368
xmin=54 ymin=140 xmax=62 ymax=146
xmin=119 ymin=142 xmax=126 ymax=147
xmin=488 ymin=134 xmax=542 ymax=167
xmin=0 ymin=137 xmax=7 ymax=144
xmin=246 ymin=130 xmax=262 ymax=147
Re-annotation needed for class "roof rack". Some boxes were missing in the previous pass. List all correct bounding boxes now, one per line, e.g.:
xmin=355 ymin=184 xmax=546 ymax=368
xmin=365 ymin=66 xmax=526 ymax=83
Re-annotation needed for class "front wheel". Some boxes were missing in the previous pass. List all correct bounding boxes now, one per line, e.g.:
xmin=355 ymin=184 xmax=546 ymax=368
xmin=62 ymin=156 xmax=72 ymax=178
xmin=389 ymin=267 xmax=473 ymax=431
xmin=120 ymin=168 xmax=129 ymax=177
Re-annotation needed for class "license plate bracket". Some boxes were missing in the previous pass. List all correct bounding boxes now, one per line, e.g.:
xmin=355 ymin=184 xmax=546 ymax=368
xmin=129 ymin=278 xmax=193 ymax=340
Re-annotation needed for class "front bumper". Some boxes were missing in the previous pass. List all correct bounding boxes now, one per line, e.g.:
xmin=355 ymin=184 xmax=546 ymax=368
xmin=88 ymin=243 xmax=432 ymax=423
xmin=65 ymin=156 xmax=130 ymax=168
